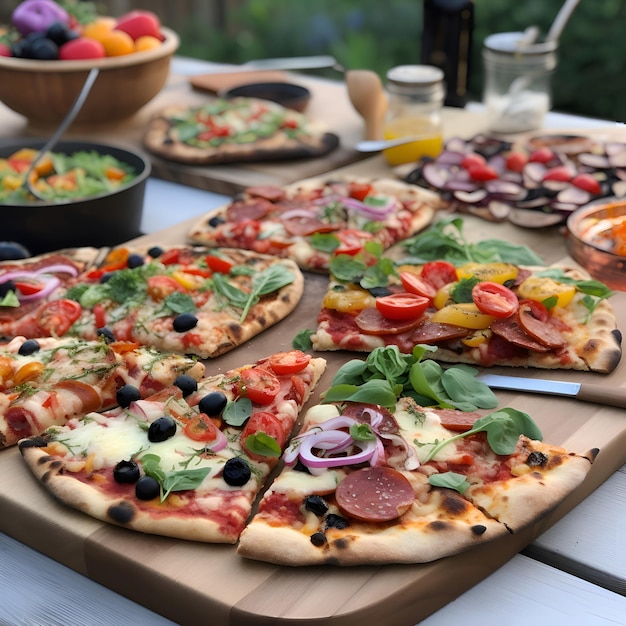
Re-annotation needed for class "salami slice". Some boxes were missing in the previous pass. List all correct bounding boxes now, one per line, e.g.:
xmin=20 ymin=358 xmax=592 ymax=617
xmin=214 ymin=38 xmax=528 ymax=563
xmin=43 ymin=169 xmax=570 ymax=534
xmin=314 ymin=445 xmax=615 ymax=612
xmin=281 ymin=216 xmax=341 ymax=237
xmin=226 ymin=198 xmax=274 ymax=223
xmin=491 ymin=317 xmax=551 ymax=352
xmin=433 ymin=408 xmax=484 ymax=432
xmin=246 ymin=185 xmax=286 ymax=203
xmin=517 ymin=303 xmax=567 ymax=349
xmin=410 ymin=321 xmax=471 ymax=343
xmin=354 ymin=308 xmax=423 ymax=336
xmin=335 ymin=467 xmax=414 ymax=522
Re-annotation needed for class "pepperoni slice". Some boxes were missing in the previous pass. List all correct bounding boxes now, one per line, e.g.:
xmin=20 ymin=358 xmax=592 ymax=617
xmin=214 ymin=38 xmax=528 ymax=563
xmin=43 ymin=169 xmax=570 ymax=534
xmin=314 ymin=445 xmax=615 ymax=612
xmin=490 ymin=317 xmax=551 ymax=352
xmin=281 ymin=216 xmax=341 ymax=237
xmin=335 ymin=467 xmax=414 ymax=522
xmin=517 ymin=303 xmax=567 ymax=349
xmin=340 ymin=403 xmax=399 ymax=435
xmin=225 ymin=198 xmax=274 ymax=222
xmin=354 ymin=307 xmax=423 ymax=336
xmin=433 ymin=408 xmax=484 ymax=432
xmin=410 ymin=321 xmax=471 ymax=343
xmin=246 ymin=185 xmax=286 ymax=202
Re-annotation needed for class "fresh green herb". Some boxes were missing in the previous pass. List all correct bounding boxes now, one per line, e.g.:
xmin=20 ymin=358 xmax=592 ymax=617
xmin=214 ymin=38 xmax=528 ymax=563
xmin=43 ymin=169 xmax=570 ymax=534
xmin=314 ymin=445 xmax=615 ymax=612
xmin=402 ymin=217 xmax=546 ymax=266
xmin=428 ymin=471 xmax=470 ymax=494
xmin=328 ymin=241 xmax=395 ymax=290
xmin=310 ymin=232 xmax=340 ymax=253
xmin=141 ymin=453 xmax=211 ymax=502
xmin=349 ymin=422 xmax=376 ymax=441
xmin=222 ymin=398 xmax=252 ymax=426
xmin=244 ymin=432 xmax=282 ymax=457
xmin=422 ymin=408 xmax=543 ymax=463
xmin=0 ymin=290 xmax=19 ymax=307
xmin=163 ymin=291 xmax=197 ymax=315
xmin=322 ymin=379 xmax=400 ymax=407
xmin=451 ymin=277 xmax=480 ymax=303
xmin=292 ymin=329 xmax=314 ymax=351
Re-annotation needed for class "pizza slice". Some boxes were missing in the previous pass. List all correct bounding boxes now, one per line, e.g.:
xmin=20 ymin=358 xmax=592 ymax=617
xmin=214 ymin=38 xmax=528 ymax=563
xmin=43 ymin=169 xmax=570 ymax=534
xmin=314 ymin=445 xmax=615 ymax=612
xmin=143 ymin=97 xmax=339 ymax=165
xmin=2 ymin=245 xmax=304 ymax=359
xmin=19 ymin=350 xmax=326 ymax=543
xmin=237 ymin=349 xmax=595 ymax=566
xmin=0 ymin=335 xmax=205 ymax=448
xmin=310 ymin=245 xmax=622 ymax=373
xmin=186 ymin=175 xmax=441 ymax=271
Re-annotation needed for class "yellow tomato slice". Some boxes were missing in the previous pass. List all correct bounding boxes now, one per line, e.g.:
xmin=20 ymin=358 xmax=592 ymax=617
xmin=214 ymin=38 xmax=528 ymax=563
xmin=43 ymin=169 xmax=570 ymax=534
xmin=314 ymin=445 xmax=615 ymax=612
xmin=461 ymin=329 xmax=492 ymax=347
xmin=14 ymin=361 xmax=45 ymax=386
xmin=456 ymin=262 xmax=519 ymax=284
xmin=517 ymin=276 xmax=576 ymax=308
xmin=323 ymin=286 xmax=375 ymax=313
xmin=431 ymin=303 xmax=495 ymax=329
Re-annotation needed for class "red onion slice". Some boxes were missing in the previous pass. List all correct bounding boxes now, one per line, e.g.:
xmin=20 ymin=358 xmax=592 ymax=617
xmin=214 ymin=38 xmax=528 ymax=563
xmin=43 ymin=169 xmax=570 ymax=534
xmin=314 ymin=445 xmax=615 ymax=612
xmin=298 ymin=431 xmax=377 ymax=469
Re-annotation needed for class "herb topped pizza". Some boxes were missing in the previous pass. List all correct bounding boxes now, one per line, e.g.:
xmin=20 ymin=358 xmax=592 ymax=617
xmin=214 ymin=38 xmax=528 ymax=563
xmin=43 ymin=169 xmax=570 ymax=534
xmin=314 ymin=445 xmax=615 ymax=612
xmin=143 ymin=97 xmax=340 ymax=165
xmin=187 ymin=175 xmax=441 ymax=272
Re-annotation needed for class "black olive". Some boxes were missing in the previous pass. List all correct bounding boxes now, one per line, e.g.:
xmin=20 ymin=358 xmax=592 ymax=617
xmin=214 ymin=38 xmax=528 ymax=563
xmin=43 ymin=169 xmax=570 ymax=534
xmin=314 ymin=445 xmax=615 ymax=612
xmin=173 ymin=313 xmax=198 ymax=332
xmin=304 ymin=495 xmax=329 ymax=516
xmin=293 ymin=459 xmax=311 ymax=474
xmin=113 ymin=460 xmax=140 ymax=484
xmin=208 ymin=216 xmax=225 ymax=228
xmin=0 ymin=279 xmax=16 ymax=298
xmin=526 ymin=451 xmax=549 ymax=467
xmin=368 ymin=286 xmax=392 ymax=298
xmin=198 ymin=391 xmax=228 ymax=417
xmin=135 ymin=476 xmax=160 ymax=500
xmin=99 ymin=272 xmax=113 ymax=284
xmin=174 ymin=374 xmax=198 ymax=397
xmin=127 ymin=253 xmax=145 ymax=269
xmin=0 ymin=242 xmax=30 ymax=261
xmin=222 ymin=458 xmax=251 ymax=486
xmin=116 ymin=384 xmax=141 ymax=408
xmin=97 ymin=327 xmax=115 ymax=343
xmin=310 ymin=532 xmax=327 ymax=547
xmin=147 ymin=246 xmax=164 ymax=258
xmin=148 ymin=416 xmax=177 ymax=442
xmin=18 ymin=339 xmax=40 ymax=356
xmin=325 ymin=514 xmax=349 ymax=530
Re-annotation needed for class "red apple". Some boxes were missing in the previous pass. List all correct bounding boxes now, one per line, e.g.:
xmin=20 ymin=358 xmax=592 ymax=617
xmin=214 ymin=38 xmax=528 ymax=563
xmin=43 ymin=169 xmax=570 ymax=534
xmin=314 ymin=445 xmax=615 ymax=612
xmin=114 ymin=10 xmax=161 ymax=41
xmin=59 ymin=36 xmax=105 ymax=60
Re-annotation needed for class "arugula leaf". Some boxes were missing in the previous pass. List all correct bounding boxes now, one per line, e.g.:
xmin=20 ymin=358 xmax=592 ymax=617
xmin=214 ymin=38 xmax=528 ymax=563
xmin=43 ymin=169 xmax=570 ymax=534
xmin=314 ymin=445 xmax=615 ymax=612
xmin=238 ymin=264 xmax=294 ymax=323
xmin=292 ymin=329 xmax=314 ymax=351
xmin=428 ymin=471 xmax=470 ymax=494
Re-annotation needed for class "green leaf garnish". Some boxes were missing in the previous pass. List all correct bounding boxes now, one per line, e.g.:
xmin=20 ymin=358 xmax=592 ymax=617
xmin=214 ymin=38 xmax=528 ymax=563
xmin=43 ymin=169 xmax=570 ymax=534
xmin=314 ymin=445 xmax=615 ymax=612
xmin=428 ymin=471 xmax=470 ymax=494
xmin=244 ymin=432 xmax=282 ymax=457
xmin=222 ymin=398 xmax=252 ymax=426
xmin=292 ymin=329 xmax=314 ymax=351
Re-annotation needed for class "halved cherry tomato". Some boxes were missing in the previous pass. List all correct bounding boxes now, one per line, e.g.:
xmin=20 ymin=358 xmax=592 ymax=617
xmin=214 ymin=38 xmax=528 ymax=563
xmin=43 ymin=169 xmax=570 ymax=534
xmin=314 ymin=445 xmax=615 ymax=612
xmin=472 ymin=281 xmax=519 ymax=318
xmin=241 ymin=411 xmax=287 ymax=458
xmin=570 ymin=173 xmax=601 ymax=195
xmin=334 ymin=229 xmax=371 ymax=257
xmin=460 ymin=153 xmax=486 ymax=170
xmin=375 ymin=293 xmax=430 ymax=321
xmin=147 ymin=276 xmax=184 ymax=301
xmin=528 ymin=147 xmax=556 ymax=163
xmin=159 ymin=249 xmax=182 ymax=265
xmin=14 ymin=280 xmax=45 ymax=296
xmin=399 ymin=271 xmax=437 ymax=301
xmin=542 ymin=165 xmax=572 ymax=182
xmin=184 ymin=413 xmax=221 ymax=442
xmin=518 ymin=298 xmax=549 ymax=323
xmin=239 ymin=367 xmax=281 ymax=405
xmin=466 ymin=163 xmax=498 ymax=181
xmin=420 ymin=260 xmax=458 ymax=290
xmin=267 ymin=350 xmax=311 ymax=375
xmin=93 ymin=303 xmax=107 ymax=329
xmin=505 ymin=151 xmax=527 ymax=173
xmin=36 ymin=299 xmax=81 ymax=336
xmin=348 ymin=181 xmax=373 ymax=201
xmin=205 ymin=254 xmax=234 ymax=274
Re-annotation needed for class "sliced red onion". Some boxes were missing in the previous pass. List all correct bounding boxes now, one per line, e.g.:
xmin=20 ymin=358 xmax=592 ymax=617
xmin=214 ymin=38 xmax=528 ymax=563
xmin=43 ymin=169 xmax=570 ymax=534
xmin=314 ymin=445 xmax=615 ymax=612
xmin=19 ymin=276 xmax=61 ymax=301
xmin=608 ymin=151 xmax=626 ymax=169
xmin=422 ymin=162 xmax=453 ymax=188
xmin=444 ymin=137 xmax=469 ymax=153
xmin=484 ymin=179 xmax=526 ymax=201
xmin=298 ymin=431 xmax=377 ymax=469
xmin=34 ymin=264 xmax=79 ymax=277
xmin=508 ymin=208 xmax=565 ymax=228
xmin=577 ymin=153 xmax=611 ymax=169
xmin=453 ymin=189 xmax=488 ymax=204
xmin=487 ymin=200 xmax=512 ymax=221
xmin=549 ymin=201 xmax=582 ymax=214
xmin=615 ymin=168 xmax=626 ymax=182
xmin=206 ymin=427 xmax=228 ymax=452
xmin=556 ymin=186 xmax=592 ymax=205
xmin=612 ymin=180 xmax=626 ymax=197
xmin=128 ymin=400 xmax=166 ymax=422
xmin=523 ymin=162 xmax=547 ymax=187
xmin=280 ymin=208 xmax=318 ymax=221
xmin=340 ymin=196 xmax=398 ymax=220
xmin=605 ymin=142 xmax=626 ymax=156
xmin=436 ymin=150 xmax=465 ymax=166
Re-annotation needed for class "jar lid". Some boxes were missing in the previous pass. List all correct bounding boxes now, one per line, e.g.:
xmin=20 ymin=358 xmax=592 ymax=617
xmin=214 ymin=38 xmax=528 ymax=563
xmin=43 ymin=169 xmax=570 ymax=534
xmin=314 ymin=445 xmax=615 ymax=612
xmin=386 ymin=65 xmax=444 ymax=87
xmin=484 ymin=31 xmax=558 ymax=55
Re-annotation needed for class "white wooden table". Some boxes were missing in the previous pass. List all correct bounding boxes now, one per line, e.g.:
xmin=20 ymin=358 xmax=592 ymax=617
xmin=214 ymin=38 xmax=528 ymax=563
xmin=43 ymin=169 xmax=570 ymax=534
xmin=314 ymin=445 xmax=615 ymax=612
xmin=1 ymin=60 xmax=625 ymax=625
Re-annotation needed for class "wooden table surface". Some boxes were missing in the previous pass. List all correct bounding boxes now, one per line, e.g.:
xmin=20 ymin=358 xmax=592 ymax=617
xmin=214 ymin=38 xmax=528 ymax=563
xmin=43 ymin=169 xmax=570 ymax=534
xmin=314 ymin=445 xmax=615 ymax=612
xmin=1 ymin=59 xmax=625 ymax=626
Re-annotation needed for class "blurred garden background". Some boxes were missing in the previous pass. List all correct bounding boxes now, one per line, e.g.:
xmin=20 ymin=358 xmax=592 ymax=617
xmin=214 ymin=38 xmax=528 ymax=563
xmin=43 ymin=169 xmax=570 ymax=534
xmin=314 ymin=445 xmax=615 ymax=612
xmin=1 ymin=0 xmax=624 ymax=122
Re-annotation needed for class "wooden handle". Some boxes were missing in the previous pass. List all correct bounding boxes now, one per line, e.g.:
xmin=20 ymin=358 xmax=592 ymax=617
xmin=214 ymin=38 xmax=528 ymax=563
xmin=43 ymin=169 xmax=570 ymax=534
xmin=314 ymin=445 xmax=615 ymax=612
xmin=577 ymin=384 xmax=626 ymax=409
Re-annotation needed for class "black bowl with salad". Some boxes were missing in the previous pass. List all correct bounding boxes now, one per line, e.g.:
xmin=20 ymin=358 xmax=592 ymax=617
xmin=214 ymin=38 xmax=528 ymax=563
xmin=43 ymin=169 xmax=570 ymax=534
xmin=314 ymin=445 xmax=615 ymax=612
xmin=0 ymin=139 xmax=150 ymax=255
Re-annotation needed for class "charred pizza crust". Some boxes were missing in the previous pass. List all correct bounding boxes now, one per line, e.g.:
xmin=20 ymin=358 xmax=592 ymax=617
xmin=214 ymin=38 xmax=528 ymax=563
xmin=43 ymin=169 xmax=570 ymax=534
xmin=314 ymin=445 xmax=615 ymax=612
xmin=143 ymin=99 xmax=339 ymax=165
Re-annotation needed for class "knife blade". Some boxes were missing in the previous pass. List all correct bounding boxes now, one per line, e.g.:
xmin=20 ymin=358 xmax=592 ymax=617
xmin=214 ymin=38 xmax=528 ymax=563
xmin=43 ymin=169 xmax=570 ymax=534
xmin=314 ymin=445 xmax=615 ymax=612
xmin=476 ymin=373 xmax=626 ymax=409
xmin=241 ymin=55 xmax=340 ymax=71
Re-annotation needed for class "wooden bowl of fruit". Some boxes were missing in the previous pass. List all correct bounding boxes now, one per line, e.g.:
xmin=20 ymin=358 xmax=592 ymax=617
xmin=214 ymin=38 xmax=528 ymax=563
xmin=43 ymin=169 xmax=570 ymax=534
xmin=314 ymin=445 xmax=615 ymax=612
xmin=0 ymin=2 xmax=179 ymax=127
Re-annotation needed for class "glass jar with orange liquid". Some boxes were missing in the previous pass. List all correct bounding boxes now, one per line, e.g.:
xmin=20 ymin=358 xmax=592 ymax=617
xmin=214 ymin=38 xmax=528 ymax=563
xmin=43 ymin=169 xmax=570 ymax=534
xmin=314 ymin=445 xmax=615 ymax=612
xmin=382 ymin=65 xmax=445 ymax=166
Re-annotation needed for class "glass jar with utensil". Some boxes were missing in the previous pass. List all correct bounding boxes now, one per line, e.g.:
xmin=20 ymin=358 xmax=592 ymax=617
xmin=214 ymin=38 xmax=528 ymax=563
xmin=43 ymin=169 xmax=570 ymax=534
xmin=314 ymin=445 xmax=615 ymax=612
xmin=482 ymin=32 xmax=558 ymax=134
xmin=382 ymin=64 xmax=445 ymax=166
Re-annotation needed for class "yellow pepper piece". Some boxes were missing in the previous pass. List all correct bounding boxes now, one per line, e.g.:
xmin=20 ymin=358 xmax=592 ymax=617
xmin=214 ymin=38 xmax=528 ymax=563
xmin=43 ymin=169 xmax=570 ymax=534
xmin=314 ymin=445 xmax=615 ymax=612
xmin=431 ymin=303 xmax=495 ymax=329
xmin=2 ymin=174 xmax=24 ymax=190
xmin=14 ymin=361 xmax=45 ymax=386
xmin=433 ymin=282 xmax=457 ymax=309
xmin=323 ymin=285 xmax=376 ymax=313
xmin=462 ymin=329 xmax=492 ymax=347
xmin=456 ymin=262 xmax=518 ymax=284
xmin=517 ymin=276 xmax=576 ymax=308
xmin=172 ymin=270 xmax=202 ymax=290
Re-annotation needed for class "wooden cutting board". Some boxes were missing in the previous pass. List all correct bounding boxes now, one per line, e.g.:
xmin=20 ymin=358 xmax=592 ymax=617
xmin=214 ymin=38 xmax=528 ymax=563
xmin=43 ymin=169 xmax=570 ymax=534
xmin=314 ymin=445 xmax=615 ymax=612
xmin=0 ymin=201 xmax=625 ymax=625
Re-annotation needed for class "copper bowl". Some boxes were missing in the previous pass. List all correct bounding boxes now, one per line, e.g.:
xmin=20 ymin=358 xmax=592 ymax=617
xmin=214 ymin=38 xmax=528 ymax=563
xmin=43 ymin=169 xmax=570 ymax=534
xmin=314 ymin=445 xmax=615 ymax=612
xmin=0 ymin=27 xmax=179 ymax=127
xmin=566 ymin=198 xmax=626 ymax=291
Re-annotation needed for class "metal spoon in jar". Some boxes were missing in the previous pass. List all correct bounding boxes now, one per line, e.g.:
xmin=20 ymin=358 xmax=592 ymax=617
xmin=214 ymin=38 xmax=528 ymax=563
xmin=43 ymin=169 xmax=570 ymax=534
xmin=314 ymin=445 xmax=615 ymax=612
xmin=21 ymin=67 xmax=99 ymax=201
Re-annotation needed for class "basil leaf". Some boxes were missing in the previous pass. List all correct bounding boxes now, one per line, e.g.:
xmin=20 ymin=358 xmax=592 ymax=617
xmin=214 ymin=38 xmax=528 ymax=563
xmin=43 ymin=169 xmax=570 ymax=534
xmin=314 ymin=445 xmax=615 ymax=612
xmin=244 ymin=432 xmax=282 ymax=457
xmin=331 ymin=358 xmax=370 ymax=386
xmin=428 ymin=471 xmax=470 ymax=494
xmin=161 ymin=467 xmax=211 ymax=501
xmin=140 ymin=453 xmax=166 ymax=483
xmin=238 ymin=264 xmax=294 ymax=322
xmin=365 ymin=346 xmax=413 ymax=385
xmin=163 ymin=291 xmax=197 ymax=315
xmin=440 ymin=366 xmax=498 ymax=410
xmin=408 ymin=360 xmax=455 ymax=409
xmin=212 ymin=273 xmax=248 ymax=307
xmin=322 ymin=379 xmax=399 ymax=408
xmin=292 ymin=329 xmax=314 ymax=351
xmin=222 ymin=398 xmax=252 ymax=426
xmin=310 ymin=232 xmax=340 ymax=253
xmin=451 ymin=277 xmax=479 ymax=303
xmin=329 ymin=255 xmax=367 ymax=282
xmin=350 ymin=423 xmax=376 ymax=441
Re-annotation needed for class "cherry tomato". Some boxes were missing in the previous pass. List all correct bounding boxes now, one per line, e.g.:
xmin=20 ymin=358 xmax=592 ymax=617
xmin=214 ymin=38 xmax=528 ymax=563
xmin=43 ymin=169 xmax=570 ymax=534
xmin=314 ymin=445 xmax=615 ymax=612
xmin=241 ymin=411 xmax=287 ymax=458
xmin=518 ymin=299 xmax=549 ymax=323
xmin=147 ymin=276 xmax=184 ymax=301
xmin=399 ymin=271 xmax=437 ymax=301
xmin=14 ymin=280 xmax=44 ymax=296
xmin=466 ymin=163 xmax=499 ymax=181
xmin=14 ymin=361 xmax=45 ymax=386
xmin=348 ymin=181 xmax=373 ymax=201
xmin=184 ymin=413 xmax=221 ymax=442
xmin=239 ymin=367 xmax=281 ymax=405
xmin=375 ymin=293 xmax=430 ymax=321
xmin=542 ymin=165 xmax=572 ymax=182
xmin=36 ymin=300 xmax=81 ymax=336
xmin=93 ymin=303 xmax=107 ymax=329
xmin=334 ymin=229 xmax=371 ymax=257
xmin=460 ymin=153 xmax=486 ymax=169
xmin=159 ymin=249 xmax=182 ymax=265
xmin=505 ymin=151 xmax=527 ymax=173
xmin=267 ymin=350 xmax=311 ymax=375
xmin=528 ymin=147 xmax=556 ymax=163
xmin=570 ymin=173 xmax=601 ymax=195
xmin=472 ymin=281 xmax=519 ymax=318
xmin=420 ymin=260 xmax=458 ymax=289
xmin=205 ymin=254 xmax=234 ymax=274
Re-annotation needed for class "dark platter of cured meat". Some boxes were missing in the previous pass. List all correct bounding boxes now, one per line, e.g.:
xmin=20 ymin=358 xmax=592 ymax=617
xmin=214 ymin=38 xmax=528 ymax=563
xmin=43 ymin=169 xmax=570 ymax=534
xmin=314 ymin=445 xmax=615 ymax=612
xmin=402 ymin=134 xmax=626 ymax=228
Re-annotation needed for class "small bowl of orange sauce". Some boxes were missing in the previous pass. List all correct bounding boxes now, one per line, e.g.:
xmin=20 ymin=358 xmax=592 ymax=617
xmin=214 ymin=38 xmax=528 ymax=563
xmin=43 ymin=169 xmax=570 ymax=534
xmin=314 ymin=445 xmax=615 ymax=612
xmin=566 ymin=198 xmax=626 ymax=291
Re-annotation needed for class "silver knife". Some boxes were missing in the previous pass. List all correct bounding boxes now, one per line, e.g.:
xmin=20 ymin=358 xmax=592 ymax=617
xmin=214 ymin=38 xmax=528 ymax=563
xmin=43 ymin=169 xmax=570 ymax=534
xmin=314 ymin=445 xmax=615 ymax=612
xmin=241 ymin=55 xmax=340 ymax=71
xmin=476 ymin=373 xmax=626 ymax=409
